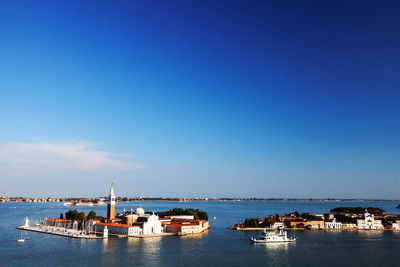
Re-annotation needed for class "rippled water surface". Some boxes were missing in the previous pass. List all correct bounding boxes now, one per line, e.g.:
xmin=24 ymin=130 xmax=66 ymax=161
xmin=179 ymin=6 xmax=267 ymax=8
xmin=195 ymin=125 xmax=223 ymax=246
xmin=2 ymin=201 xmax=400 ymax=266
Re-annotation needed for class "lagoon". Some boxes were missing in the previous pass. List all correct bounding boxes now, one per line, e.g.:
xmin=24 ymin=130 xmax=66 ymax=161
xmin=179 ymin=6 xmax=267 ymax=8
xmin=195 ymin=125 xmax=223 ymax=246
xmin=2 ymin=200 xmax=400 ymax=266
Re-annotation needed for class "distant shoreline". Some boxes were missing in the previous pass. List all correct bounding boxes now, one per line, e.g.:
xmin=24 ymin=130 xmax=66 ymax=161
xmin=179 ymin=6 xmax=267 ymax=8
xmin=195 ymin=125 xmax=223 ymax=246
xmin=1 ymin=198 xmax=400 ymax=203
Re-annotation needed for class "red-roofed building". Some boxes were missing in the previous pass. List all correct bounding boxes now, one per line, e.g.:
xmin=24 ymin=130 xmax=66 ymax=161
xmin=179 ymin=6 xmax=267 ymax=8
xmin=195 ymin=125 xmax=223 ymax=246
xmin=164 ymin=218 xmax=209 ymax=234
xmin=94 ymin=222 xmax=142 ymax=236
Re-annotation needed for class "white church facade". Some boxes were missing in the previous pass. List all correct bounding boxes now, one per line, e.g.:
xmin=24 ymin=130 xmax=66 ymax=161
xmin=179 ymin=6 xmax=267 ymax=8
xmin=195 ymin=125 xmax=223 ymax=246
xmin=357 ymin=210 xmax=384 ymax=230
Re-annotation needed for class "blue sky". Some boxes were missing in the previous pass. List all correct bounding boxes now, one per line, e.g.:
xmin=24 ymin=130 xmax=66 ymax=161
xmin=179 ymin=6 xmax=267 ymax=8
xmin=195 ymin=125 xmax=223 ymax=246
xmin=1 ymin=0 xmax=399 ymax=198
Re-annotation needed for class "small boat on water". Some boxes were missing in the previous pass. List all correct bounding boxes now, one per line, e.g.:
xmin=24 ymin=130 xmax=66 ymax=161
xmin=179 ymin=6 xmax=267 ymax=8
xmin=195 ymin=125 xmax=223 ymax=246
xmin=17 ymin=231 xmax=25 ymax=242
xmin=250 ymin=227 xmax=296 ymax=243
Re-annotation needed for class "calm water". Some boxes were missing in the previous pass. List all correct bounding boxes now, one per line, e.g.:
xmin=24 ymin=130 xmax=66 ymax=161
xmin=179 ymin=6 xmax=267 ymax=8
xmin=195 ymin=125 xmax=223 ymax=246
xmin=2 ymin=201 xmax=400 ymax=266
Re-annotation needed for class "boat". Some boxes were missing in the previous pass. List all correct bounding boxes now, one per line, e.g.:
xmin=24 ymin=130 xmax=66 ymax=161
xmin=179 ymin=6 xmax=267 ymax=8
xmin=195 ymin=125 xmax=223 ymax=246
xmin=250 ymin=227 xmax=296 ymax=243
xmin=17 ymin=232 xmax=25 ymax=242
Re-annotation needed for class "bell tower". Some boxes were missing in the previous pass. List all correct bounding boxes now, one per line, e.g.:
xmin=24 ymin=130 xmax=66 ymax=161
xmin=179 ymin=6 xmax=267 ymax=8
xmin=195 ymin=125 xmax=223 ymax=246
xmin=107 ymin=183 xmax=116 ymax=221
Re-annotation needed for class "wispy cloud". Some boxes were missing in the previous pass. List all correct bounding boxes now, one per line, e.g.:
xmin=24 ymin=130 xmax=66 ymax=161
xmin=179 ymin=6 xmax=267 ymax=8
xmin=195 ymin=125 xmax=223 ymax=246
xmin=0 ymin=141 xmax=145 ymax=171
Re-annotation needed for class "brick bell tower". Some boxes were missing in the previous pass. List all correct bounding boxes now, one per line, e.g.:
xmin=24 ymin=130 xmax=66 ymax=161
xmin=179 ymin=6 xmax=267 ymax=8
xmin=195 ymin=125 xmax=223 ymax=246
xmin=107 ymin=183 xmax=116 ymax=221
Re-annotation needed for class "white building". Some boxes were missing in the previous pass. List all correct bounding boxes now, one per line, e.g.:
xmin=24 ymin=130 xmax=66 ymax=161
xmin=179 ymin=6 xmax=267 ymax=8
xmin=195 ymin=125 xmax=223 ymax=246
xmin=141 ymin=214 xmax=163 ymax=235
xmin=357 ymin=210 xmax=383 ymax=230
xmin=325 ymin=218 xmax=342 ymax=229
xmin=391 ymin=222 xmax=399 ymax=230
xmin=95 ymin=222 xmax=142 ymax=236
xmin=271 ymin=222 xmax=285 ymax=229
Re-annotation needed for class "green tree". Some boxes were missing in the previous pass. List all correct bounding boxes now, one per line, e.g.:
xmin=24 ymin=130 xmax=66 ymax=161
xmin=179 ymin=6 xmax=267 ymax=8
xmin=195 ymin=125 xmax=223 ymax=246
xmin=78 ymin=212 xmax=85 ymax=222
xmin=87 ymin=210 xmax=97 ymax=220
xmin=65 ymin=209 xmax=86 ymax=221
xmin=66 ymin=209 xmax=79 ymax=220
xmin=243 ymin=218 xmax=260 ymax=227
xmin=60 ymin=213 xmax=64 ymax=219
xmin=261 ymin=218 xmax=271 ymax=227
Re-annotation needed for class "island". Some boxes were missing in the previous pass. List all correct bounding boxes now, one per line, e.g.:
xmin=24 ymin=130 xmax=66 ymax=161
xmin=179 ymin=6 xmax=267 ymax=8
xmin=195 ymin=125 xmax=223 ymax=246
xmin=17 ymin=183 xmax=210 ymax=239
xmin=231 ymin=207 xmax=400 ymax=231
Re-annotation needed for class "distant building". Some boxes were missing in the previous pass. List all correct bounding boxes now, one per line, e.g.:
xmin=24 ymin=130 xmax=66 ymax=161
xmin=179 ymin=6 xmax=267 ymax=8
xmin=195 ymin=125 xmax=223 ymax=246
xmin=290 ymin=221 xmax=310 ymax=228
xmin=326 ymin=213 xmax=335 ymax=220
xmin=357 ymin=210 xmax=383 ymax=230
xmin=271 ymin=222 xmax=285 ymax=229
xmin=325 ymin=218 xmax=342 ymax=229
xmin=392 ymin=221 xmax=400 ymax=230
xmin=309 ymin=221 xmax=325 ymax=229
xmin=164 ymin=219 xmax=209 ymax=234
xmin=342 ymin=223 xmax=357 ymax=229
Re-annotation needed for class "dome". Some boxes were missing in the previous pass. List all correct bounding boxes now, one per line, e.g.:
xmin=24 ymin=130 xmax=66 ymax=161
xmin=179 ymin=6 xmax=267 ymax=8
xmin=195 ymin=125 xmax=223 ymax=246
xmin=136 ymin=204 xmax=144 ymax=215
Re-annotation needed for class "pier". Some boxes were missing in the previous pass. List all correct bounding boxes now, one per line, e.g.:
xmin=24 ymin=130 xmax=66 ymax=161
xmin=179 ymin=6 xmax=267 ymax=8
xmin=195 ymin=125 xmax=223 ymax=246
xmin=17 ymin=217 xmax=105 ymax=239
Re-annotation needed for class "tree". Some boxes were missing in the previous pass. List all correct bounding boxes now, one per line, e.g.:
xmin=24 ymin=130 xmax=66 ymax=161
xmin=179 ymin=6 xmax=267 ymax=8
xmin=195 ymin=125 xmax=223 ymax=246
xmin=243 ymin=218 xmax=259 ymax=227
xmin=78 ymin=212 xmax=85 ymax=222
xmin=66 ymin=209 xmax=79 ymax=220
xmin=330 ymin=207 xmax=385 ymax=215
xmin=293 ymin=211 xmax=300 ymax=217
xmin=275 ymin=213 xmax=280 ymax=221
xmin=156 ymin=208 xmax=208 ymax=220
xmin=60 ymin=213 xmax=64 ymax=219
xmin=87 ymin=210 xmax=97 ymax=220
xmin=65 ymin=209 xmax=86 ymax=221
xmin=261 ymin=218 xmax=271 ymax=227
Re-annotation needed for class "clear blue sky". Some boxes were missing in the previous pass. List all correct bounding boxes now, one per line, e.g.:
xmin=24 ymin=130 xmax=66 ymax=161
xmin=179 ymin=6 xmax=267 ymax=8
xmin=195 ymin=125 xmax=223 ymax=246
xmin=0 ymin=0 xmax=399 ymax=198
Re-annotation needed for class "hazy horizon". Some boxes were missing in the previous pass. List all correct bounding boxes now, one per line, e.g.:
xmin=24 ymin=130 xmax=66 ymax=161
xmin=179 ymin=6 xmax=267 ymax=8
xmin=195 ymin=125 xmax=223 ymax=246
xmin=1 ymin=0 xmax=399 ymax=199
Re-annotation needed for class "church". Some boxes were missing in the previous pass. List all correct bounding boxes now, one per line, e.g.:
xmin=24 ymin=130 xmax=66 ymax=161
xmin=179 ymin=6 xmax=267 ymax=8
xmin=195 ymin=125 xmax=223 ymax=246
xmin=94 ymin=183 xmax=163 ymax=236
xmin=357 ymin=209 xmax=384 ymax=230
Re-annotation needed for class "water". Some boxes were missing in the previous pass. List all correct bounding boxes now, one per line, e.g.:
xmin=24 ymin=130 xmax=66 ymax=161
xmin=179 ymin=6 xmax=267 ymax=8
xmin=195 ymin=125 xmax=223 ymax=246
xmin=2 ymin=201 xmax=400 ymax=266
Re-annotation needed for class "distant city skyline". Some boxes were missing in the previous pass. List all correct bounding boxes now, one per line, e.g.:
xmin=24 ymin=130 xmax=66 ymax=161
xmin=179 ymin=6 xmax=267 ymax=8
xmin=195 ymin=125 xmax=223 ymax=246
xmin=1 ymin=1 xmax=399 ymax=198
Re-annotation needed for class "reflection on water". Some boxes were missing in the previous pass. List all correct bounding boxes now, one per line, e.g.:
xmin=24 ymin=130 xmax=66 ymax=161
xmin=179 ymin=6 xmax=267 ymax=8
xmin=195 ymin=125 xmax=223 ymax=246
xmin=127 ymin=237 xmax=162 ymax=265
xmin=258 ymin=242 xmax=291 ymax=251
xmin=258 ymin=242 xmax=295 ymax=265
xmin=180 ymin=231 xmax=208 ymax=240
xmin=356 ymin=230 xmax=384 ymax=240
xmin=102 ymin=237 xmax=116 ymax=254
xmin=141 ymin=237 xmax=162 ymax=257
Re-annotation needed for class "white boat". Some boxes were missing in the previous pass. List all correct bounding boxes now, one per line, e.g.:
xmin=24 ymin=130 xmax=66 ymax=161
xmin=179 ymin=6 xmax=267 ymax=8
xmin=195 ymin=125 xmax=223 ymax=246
xmin=250 ymin=227 xmax=296 ymax=243
xmin=17 ymin=231 xmax=25 ymax=242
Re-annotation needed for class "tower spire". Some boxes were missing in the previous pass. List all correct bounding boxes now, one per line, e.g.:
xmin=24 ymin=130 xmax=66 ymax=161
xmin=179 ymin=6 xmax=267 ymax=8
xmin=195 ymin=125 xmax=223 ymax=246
xmin=107 ymin=183 xmax=116 ymax=221
xmin=109 ymin=183 xmax=115 ymax=197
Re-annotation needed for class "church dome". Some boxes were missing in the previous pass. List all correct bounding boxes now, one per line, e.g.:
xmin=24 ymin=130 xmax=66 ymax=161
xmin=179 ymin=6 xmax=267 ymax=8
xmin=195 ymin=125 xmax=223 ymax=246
xmin=136 ymin=204 xmax=144 ymax=215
